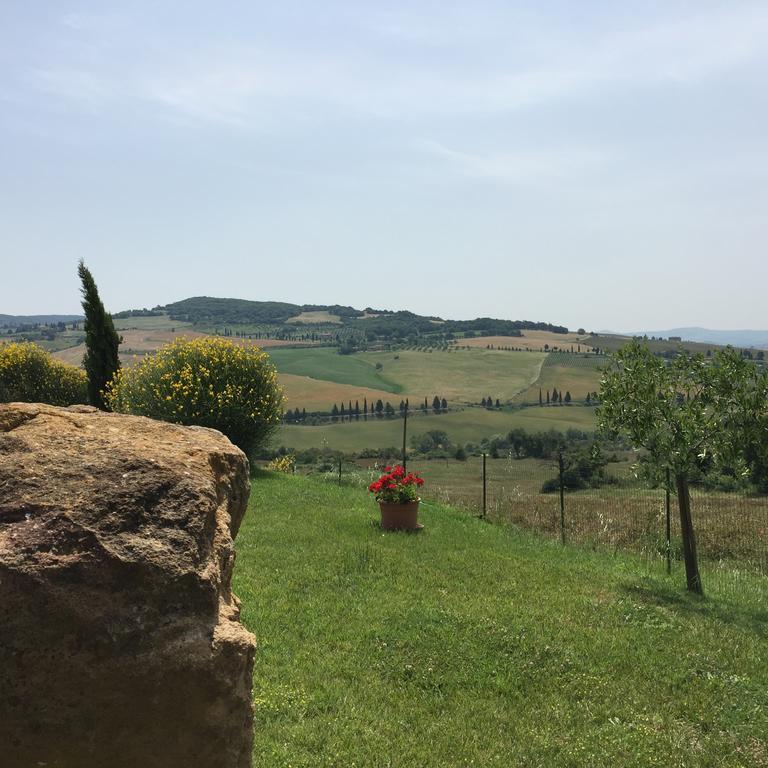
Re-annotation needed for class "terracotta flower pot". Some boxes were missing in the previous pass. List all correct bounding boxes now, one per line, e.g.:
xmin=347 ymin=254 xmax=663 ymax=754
xmin=378 ymin=499 xmax=421 ymax=531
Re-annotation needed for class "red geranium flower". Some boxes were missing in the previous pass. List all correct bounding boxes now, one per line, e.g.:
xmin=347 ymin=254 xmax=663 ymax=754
xmin=368 ymin=465 xmax=425 ymax=504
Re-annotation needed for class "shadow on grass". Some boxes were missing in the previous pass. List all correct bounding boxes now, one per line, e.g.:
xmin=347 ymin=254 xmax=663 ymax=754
xmin=621 ymin=580 xmax=768 ymax=636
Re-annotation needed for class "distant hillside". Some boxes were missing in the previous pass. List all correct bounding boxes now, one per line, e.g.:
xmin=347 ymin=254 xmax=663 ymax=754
xmin=629 ymin=327 xmax=768 ymax=349
xmin=0 ymin=314 xmax=82 ymax=327
xmin=161 ymin=297 xmax=363 ymax=325
xmin=157 ymin=296 xmax=569 ymax=341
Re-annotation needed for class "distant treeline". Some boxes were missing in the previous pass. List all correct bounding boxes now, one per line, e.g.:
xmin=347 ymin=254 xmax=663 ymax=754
xmin=111 ymin=308 xmax=165 ymax=319
xmin=0 ymin=314 xmax=82 ymax=328
xmin=283 ymin=396 xmax=449 ymax=424
xmin=156 ymin=296 xmax=568 ymax=342
xmin=162 ymin=297 xmax=363 ymax=325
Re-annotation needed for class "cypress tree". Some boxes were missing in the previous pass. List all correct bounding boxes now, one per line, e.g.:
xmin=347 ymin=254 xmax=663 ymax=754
xmin=78 ymin=260 xmax=121 ymax=410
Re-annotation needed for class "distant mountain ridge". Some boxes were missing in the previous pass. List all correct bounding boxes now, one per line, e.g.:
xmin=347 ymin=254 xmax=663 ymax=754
xmin=0 ymin=314 xmax=83 ymax=327
xmin=608 ymin=327 xmax=768 ymax=349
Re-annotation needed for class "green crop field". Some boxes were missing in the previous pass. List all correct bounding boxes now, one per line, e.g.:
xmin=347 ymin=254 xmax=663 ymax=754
xmin=234 ymin=472 xmax=768 ymax=766
xmin=270 ymin=347 xmax=547 ymax=412
xmin=267 ymin=347 xmax=402 ymax=393
xmin=278 ymin=405 xmax=598 ymax=453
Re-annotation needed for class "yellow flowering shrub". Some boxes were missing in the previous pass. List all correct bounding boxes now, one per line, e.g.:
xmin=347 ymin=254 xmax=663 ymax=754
xmin=267 ymin=455 xmax=295 ymax=474
xmin=0 ymin=342 xmax=88 ymax=406
xmin=105 ymin=337 xmax=283 ymax=457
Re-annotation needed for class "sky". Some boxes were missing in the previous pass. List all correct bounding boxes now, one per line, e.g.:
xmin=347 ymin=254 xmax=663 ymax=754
xmin=1 ymin=1 xmax=767 ymax=331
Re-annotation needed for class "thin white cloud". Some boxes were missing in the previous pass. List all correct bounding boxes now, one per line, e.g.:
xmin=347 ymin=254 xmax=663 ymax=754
xmin=414 ymin=138 xmax=608 ymax=185
xmin=33 ymin=68 xmax=115 ymax=108
xmin=18 ymin=3 xmax=768 ymax=127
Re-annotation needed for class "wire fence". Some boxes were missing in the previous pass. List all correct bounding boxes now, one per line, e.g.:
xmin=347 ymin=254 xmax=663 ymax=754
xmin=299 ymin=453 xmax=768 ymax=597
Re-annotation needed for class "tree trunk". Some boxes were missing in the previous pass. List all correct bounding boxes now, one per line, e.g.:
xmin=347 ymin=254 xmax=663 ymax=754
xmin=675 ymin=473 xmax=704 ymax=595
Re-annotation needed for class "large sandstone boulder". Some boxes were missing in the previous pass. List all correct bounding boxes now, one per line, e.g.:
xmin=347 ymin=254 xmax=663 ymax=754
xmin=0 ymin=403 xmax=256 ymax=768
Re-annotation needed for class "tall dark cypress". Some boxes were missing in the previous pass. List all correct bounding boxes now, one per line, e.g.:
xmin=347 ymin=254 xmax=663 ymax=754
xmin=78 ymin=260 xmax=121 ymax=410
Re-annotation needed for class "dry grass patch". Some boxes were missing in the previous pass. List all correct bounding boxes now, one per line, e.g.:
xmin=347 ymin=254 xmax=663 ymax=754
xmin=458 ymin=330 xmax=591 ymax=351
xmin=280 ymin=373 xmax=394 ymax=412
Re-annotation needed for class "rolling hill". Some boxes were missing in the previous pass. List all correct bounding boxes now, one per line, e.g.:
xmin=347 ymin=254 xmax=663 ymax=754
xmin=11 ymin=295 xmax=760 ymax=455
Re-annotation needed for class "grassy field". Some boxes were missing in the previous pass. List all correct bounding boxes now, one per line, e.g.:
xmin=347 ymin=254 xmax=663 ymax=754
xmin=111 ymin=314 xmax=195 ymax=332
xmin=515 ymin=354 xmax=605 ymax=404
xmin=286 ymin=310 xmax=343 ymax=324
xmin=278 ymin=406 xmax=599 ymax=452
xmin=459 ymin=330 xmax=591 ymax=351
xmin=53 ymin=325 xmax=311 ymax=367
xmin=397 ymin=457 xmax=768 ymax=573
xmin=359 ymin=348 xmax=546 ymax=403
xmin=234 ymin=472 xmax=768 ymax=767
xmin=53 ymin=327 xmax=209 ymax=366
xmin=268 ymin=347 xmax=402 ymax=393
xmin=270 ymin=347 xmax=547 ymax=407
xmin=591 ymin=333 xmax=717 ymax=356
xmin=280 ymin=373 xmax=394 ymax=412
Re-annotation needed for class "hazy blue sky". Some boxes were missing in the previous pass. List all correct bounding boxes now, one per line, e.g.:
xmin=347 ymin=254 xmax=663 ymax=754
xmin=1 ymin=1 xmax=766 ymax=330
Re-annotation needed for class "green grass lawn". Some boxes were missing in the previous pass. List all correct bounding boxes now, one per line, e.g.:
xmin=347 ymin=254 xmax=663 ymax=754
xmin=234 ymin=472 xmax=768 ymax=767
xmin=279 ymin=405 xmax=598 ymax=453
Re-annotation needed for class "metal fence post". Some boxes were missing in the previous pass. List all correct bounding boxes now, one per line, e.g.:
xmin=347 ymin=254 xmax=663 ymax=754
xmin=482 ymin=453 xmax=487 ymax=519
xmin=665 ymin=467 xmax=671 ymax=574
xmin=558 ymin=450 xmax=565 ymax=545
xmin=338 ymin=457 xmax=342 ymax=486
xmin=402 ymin=404 xmax=408 ymax=472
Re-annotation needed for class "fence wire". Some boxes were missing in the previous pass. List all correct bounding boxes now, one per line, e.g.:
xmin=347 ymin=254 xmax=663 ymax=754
xmin=300 ymin=454 xmax=768 ymax=597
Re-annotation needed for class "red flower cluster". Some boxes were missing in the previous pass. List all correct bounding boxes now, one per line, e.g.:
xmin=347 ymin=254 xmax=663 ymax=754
xmin=368 ymin=465 xmax=424 ymax=503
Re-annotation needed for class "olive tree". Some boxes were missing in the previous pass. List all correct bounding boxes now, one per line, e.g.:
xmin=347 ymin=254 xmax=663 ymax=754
xmin=598 ymin=341 xmax=768 ymax=595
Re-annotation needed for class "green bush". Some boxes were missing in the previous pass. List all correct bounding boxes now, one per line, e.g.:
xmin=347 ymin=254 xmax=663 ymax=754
xmin=105 ymin=337 xmax=283 ymax=457
xmin=0 ymin=342 xmax=88 ymax=406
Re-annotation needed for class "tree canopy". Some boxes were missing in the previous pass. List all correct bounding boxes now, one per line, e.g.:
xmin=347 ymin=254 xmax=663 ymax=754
xmin=598 ymin=341 xmax=768 ymax=593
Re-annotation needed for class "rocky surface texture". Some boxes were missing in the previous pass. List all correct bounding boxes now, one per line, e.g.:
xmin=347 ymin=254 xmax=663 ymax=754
xmin=0 ymin=403 xmax=255 ymax=768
